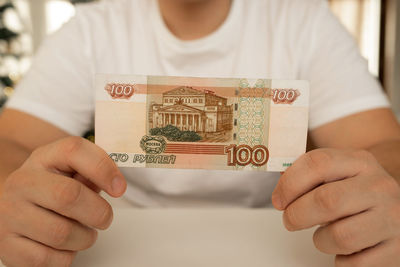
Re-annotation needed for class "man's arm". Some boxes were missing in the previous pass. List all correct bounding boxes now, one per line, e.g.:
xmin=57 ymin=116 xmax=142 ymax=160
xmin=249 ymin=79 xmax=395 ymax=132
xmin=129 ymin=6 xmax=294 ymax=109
xmin=0 ymin=108 xmax=70 ymax=192
xmin=368 ymin=139 xmax=400 ymax=180
xmin=310 ymin=108 xmax=400 ymax=180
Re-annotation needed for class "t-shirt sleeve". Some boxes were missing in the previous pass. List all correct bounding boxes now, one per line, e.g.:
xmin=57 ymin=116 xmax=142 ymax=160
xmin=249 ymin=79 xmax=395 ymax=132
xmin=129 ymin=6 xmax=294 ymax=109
xmin=6 ymin=8 xmax=94 ymax=136
xmin=299 ymin=0 xmax=390 ymax=130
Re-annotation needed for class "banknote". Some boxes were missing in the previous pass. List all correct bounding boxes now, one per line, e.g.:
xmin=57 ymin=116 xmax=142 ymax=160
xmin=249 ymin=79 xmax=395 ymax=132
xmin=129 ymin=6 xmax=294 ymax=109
xmin=95 ymin=75 xmax=309 ymax=172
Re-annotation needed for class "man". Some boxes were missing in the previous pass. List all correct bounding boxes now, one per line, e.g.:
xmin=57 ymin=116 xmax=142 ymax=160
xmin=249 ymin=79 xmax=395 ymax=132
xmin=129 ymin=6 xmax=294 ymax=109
xmin=0 ymin=0 xmax=399 ymax=266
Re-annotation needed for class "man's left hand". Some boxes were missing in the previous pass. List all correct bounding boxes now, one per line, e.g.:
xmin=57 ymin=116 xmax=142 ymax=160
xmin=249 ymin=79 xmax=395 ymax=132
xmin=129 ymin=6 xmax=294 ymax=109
xmin=272 ymin=148 xmax=400 ymax=267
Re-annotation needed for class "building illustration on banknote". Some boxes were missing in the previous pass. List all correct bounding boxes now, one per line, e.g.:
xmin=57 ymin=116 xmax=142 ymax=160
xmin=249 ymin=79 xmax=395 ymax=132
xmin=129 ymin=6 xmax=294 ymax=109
xmin=149 ymin=86 xmax=234 ymax=143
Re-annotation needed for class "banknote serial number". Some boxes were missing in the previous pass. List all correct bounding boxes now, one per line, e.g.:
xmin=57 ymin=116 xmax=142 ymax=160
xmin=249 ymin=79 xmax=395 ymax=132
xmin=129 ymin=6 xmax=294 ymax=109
xmin=225 ymin=145 xmax=269 ymax=167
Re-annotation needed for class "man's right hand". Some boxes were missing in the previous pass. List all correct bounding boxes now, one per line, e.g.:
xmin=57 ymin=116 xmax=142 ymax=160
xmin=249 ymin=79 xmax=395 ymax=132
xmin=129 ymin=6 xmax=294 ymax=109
xmin=0 ymin=136 xmax=126 ymax=267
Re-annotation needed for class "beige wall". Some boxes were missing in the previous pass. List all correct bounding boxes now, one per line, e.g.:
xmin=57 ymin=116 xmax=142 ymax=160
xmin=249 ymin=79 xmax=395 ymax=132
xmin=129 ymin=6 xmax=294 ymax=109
xmin=29 ymin=0 xmax=77 ymax=51
xmin=29 ymin=0 xmax=47 ymax=52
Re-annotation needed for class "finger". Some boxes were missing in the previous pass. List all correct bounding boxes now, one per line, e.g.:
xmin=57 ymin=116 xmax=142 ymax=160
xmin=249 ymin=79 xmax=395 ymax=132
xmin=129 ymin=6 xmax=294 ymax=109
xmin=272 ymin=149 xmax=376 ymax=210
xmin=4 ymin=201 xmax=97 ymax=251
xmin=27 ymin=136 xmax=126 ymax=197
xmin=73 ymin=173 xmax=101 ymax=194
xmin=0 ymin=234 xmax=76 ymax=267
xmin=282 ymin=175 xmax=377 ymax=231
xmin=18 ymin=170 xmax=113 ymax=230
xmin=335 ymin=238 xmax=400 ymax=267
xmin=313 ymin=209 xmax=392 ymax=255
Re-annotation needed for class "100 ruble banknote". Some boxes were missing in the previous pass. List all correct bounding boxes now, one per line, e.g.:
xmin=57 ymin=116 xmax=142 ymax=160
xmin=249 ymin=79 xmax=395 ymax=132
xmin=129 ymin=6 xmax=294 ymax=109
xmin=95 ymin=75 xmax=309 ymax=172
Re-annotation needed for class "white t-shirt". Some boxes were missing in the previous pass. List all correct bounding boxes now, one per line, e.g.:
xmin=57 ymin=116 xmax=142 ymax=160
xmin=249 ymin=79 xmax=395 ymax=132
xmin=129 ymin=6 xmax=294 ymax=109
xmin=7 ymin=0 xmax=389 ymax=207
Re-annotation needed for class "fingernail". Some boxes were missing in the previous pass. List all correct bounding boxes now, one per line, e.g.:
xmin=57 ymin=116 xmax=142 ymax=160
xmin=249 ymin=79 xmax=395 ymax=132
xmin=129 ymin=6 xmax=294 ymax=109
xmin=111 ymin=176 xmax=125 ymax=195
xmin=272 ymin=193 xmax=283 ymax=210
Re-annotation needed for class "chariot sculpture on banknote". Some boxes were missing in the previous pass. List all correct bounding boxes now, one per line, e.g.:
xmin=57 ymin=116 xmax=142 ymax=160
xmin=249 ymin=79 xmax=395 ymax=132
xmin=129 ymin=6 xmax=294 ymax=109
xmin=95 ymin=75 xmax=309 ymax=172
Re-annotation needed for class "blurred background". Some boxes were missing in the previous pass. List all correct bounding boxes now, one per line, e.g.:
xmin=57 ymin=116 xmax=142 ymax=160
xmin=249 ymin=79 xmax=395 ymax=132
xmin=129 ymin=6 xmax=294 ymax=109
xmin=0 ymin=0 xmax=399 ymax=121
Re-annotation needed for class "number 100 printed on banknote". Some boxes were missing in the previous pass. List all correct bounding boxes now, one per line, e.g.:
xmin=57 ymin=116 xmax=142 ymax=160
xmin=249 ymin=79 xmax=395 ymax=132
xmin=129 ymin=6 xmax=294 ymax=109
xmin=95 ymin=75 xmax=309 ymax=172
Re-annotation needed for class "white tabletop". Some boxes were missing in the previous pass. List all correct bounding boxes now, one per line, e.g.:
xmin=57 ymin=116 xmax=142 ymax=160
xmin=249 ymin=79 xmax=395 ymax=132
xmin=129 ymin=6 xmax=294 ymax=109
xmin=70 ymin=208 xmax=334 ymax=267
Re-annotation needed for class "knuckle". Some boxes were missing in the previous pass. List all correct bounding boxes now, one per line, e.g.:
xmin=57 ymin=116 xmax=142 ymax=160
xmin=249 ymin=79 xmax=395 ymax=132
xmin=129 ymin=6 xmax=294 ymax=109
xmin=28 ymin=146 xmax=49 ymax=168
xmin=352 ymin=149 xmax=375 ymax=163
xmin=30 ymin=146 xmax=45 ymax=160
xmin=304 ymin=149 xmax=331 ymax=174
xmin=49 ymin=220 xmax=73 ymax=248
xmin=352 ymin=149 xmax=377 ymax=171
xmin=314 ymin=186 xmax=338 ymax=212
xmin=277 ymin=179 xmax=294 ymax=205
xmin=53 ymin=179 xmax=82 ymax=211
xmin=330 ymin=224 xmax=354 ymax=253
xmin=62 ymin=136 xmax=85 ymax=158
xmin=93 ymin=153 xmax=115 ymax=178
xmin=369 ymin=175 xmax=398 ymax=194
